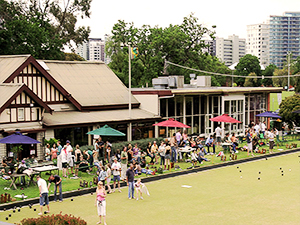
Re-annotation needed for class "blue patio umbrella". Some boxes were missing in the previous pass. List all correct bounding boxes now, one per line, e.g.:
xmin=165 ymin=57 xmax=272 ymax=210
xmin=0 ymin=132 xmax=41 ymax=144
xmin=255 ymin=111 xmax=281 ymax=119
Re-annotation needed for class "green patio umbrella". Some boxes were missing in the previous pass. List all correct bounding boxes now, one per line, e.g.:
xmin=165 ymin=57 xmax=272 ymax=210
xmin=87 ymin=124 xmax=126 ymax=136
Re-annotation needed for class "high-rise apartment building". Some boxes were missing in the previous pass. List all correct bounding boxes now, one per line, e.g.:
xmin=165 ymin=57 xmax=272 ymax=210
xmin=215 ymin=35 xmax=246 ymax=67
xmin=269 ymin=12 xmax=300 ymax=68
xmin=88 ymin=38 xmax=105 ymax=61
xmin=76 ymin=41 xmax=89 ymax=60
xmin=76 ymin=37 xmax=110 ymax=63
xmin=246 ymin=23 xmax=269 ymax=67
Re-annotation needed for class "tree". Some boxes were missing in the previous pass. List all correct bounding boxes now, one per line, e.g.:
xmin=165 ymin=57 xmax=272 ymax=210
xmin=64 ymin=53 xmax=85 ymax=61
xmin=244 ymin=72 xmax=258 ymax=87
xmin=0 ymin=1 xmax=65 ymax=59
xmin=234 ymin=54 xmax=261 ymax=86
xmin=279 ymin=94 xmax=300 ymax=127
xmin=262 ymin=64 xmax=277 ymax=86
xmin=106 ymin=13 xmax=230 ymax=88
xmin=273 ymin=68 xmax=288 ymax=87
xmin=291 ymin=56 xmax=300 ymax=93
xmin=0 ymin=0 xmax=92 ymax=59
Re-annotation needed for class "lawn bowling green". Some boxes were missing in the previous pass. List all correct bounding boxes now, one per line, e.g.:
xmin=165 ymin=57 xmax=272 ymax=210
xmin=1 ymin=153 xmax=299 ymax=225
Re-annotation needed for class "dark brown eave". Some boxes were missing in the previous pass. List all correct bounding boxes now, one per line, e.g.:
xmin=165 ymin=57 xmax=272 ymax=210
xmin=3 ymin=55 xmax=82 ymax=111
xmin=131 ymin=90 xmax=173 ymax=97
xmin=81 ymin=103 xmax=140 ymax=111
xmin=43 ymin=117 xmax=159 ymax=130
xmin=0 ymin=84 xmax=52 ymax=114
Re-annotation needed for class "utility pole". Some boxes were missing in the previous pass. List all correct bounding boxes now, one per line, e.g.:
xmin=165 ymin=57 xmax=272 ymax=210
xmin=288 ymin=52 xmax=291 ymax=91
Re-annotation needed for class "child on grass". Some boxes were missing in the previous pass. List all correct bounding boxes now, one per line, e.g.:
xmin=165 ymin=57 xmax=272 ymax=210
xmin=135 ymin=178 xmax=150 ymax=200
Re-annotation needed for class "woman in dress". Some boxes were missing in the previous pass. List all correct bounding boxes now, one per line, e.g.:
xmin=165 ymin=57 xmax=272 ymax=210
xmin=95 ymin=181 xmax=107 ymax=225
xmin=74 ymin=145 xmax=83 ymax=177
xmin=51 ymin=143 xmax=58 ymax=160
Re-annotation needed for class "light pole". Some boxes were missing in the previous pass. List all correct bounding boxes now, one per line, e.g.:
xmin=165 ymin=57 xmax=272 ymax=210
xmin=128 ymin=43 xmax=132 ymax=141
xmin=287 ymin=51 xmax=291 ymax=91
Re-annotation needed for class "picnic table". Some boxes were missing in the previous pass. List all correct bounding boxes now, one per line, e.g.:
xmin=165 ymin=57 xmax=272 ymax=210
xmin=9 ymin=171 xmax=40 ymax=190
xmin=32 ymin=165 xmax=59 ymax=176
xmin=9 ymin=174 xmax=26 ymax=190
xmin=221 ymin=142 xmax=232 ymax=151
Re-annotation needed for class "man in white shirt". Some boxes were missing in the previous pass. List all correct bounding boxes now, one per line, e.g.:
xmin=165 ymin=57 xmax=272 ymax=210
xmin=66 ymin=140 xmax=74 ymax=175
xmin=254 ymin=123 xmax=260 ymax=136
xmin=111 ymin=157 xmax=121 ymax=193
xmin=215 ymin=125 xmax=222 ymax=146
xmin=37 ymin=175 xmax=50 ymax=215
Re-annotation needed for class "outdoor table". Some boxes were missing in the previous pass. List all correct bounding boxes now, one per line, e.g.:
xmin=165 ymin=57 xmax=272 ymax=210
xmin=27 ymin=171 xmax=40 ymax=186
xmin=178 ymin=146 xmax=195 ymax=160
xmin=32 ymin=165 xmax=59 ymax=176
xmin=9 ymin=174 xmax=27 ymax=190
xmin=221 ymin=142 xmax=232 ymax=151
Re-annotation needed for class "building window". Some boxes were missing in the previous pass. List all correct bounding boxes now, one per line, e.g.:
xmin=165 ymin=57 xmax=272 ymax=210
xmin=18 ymin=108 xmax=24 ymax=121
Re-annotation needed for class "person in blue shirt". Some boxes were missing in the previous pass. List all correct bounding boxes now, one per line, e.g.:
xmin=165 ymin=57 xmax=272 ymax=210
xmin=205 ymin=135 xmax=215 ymax=155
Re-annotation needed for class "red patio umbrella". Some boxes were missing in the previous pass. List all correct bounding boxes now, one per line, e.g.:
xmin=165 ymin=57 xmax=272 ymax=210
xmin=209 ymin=114 xmax=241 ymax=123
xmin=153 ymin=118 xmax=191 ymax=128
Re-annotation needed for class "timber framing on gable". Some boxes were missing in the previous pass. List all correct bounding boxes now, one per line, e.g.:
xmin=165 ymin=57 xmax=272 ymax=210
xmin=3 ymin=55 xmax=82 ymax=111
xmin=0 ymin=84 xmax=52 ymax=115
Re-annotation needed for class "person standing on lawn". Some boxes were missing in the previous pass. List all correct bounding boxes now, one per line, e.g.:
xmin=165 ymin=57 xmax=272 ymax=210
xmin=66 ymin=140 xmax=74 ymax=175
xmin=126 ymin=163 xmax=135 ymax=199
xmin=268 ymin=129 xmax=275 ymax=154
xmin=95 ymin=181 xmax=107 ymax=225
xmin=36 ymin=175 xmax=50 ymax=215
xmin=57 ymin=141 xmax=63 ymax=170
xmin=48 ymin=174 xmax=63 ymax=202
xmin=61 ymin=145 xmax=68 ymax=178
xmin=246 ymin=129 xmax=254 ymax=156
xmin=120 ymin=146 xmax=128 ymax=181
xmin=170 ymin=133 xmax=177 ymax=163
xmin=111 ymin=157 xmax=122 ymax=193
xmin=215 ymin=124 xmax=222 ymax=146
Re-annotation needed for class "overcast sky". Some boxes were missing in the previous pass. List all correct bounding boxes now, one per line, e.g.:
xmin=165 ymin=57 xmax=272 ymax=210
xmin=77 ymin=0 xmax=300 ymax=40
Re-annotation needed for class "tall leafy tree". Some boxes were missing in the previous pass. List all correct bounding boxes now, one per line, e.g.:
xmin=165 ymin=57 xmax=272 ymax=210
xmin=262 ymin=64 xmax=277 ymax=86
xmin=234 ymin=54 xmax=261 ymax=86
xmin=279 ymin=94 xmax=300 ymax=127
xmin=0 ymin=0 xmax=92 ymax=59
xmin=106 ymin=13 xmax=230 ymax=87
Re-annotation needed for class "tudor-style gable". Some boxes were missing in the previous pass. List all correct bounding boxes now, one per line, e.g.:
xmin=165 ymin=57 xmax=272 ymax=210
xmin=1 ymin=55 xmax=81 ymax=111
xmin=0 ymin=84 xmax=52 ymax=124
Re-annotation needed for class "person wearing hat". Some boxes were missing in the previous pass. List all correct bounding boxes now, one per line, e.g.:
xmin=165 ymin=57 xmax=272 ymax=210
xmin=111 ymin=157 xmax=121 ymax=193
xmin=17 ymin=160 xmax=27 ymax=185
xmin=66 ymin=140 xmax=74 ymax=176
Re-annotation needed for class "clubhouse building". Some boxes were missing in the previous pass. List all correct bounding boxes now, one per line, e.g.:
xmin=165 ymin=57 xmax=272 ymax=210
xmin=0 ymin=55 xmax=282 ymax=160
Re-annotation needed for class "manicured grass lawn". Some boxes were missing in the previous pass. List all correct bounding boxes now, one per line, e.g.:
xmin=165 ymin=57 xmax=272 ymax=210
xmin=1 ymin=138 xmax=299 ymax=201
xmin=1 ymin=152 xmax=300 ymax=224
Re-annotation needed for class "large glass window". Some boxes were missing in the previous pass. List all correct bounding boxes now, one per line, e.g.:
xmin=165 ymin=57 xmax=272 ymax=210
xmin=186 ymin=97 xmax=192 ymax=116
xmin=160 ymin=99 xmax=167 ymax=118
xmin=168 ymin=98 xmax=175 ymax=117
xmin=193 ymin=96 xmax=199 ymax=115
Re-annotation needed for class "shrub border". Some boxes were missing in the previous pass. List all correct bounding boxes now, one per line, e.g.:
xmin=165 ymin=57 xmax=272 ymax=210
xmin=1 ymin=148 xmax=299 ymax=211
